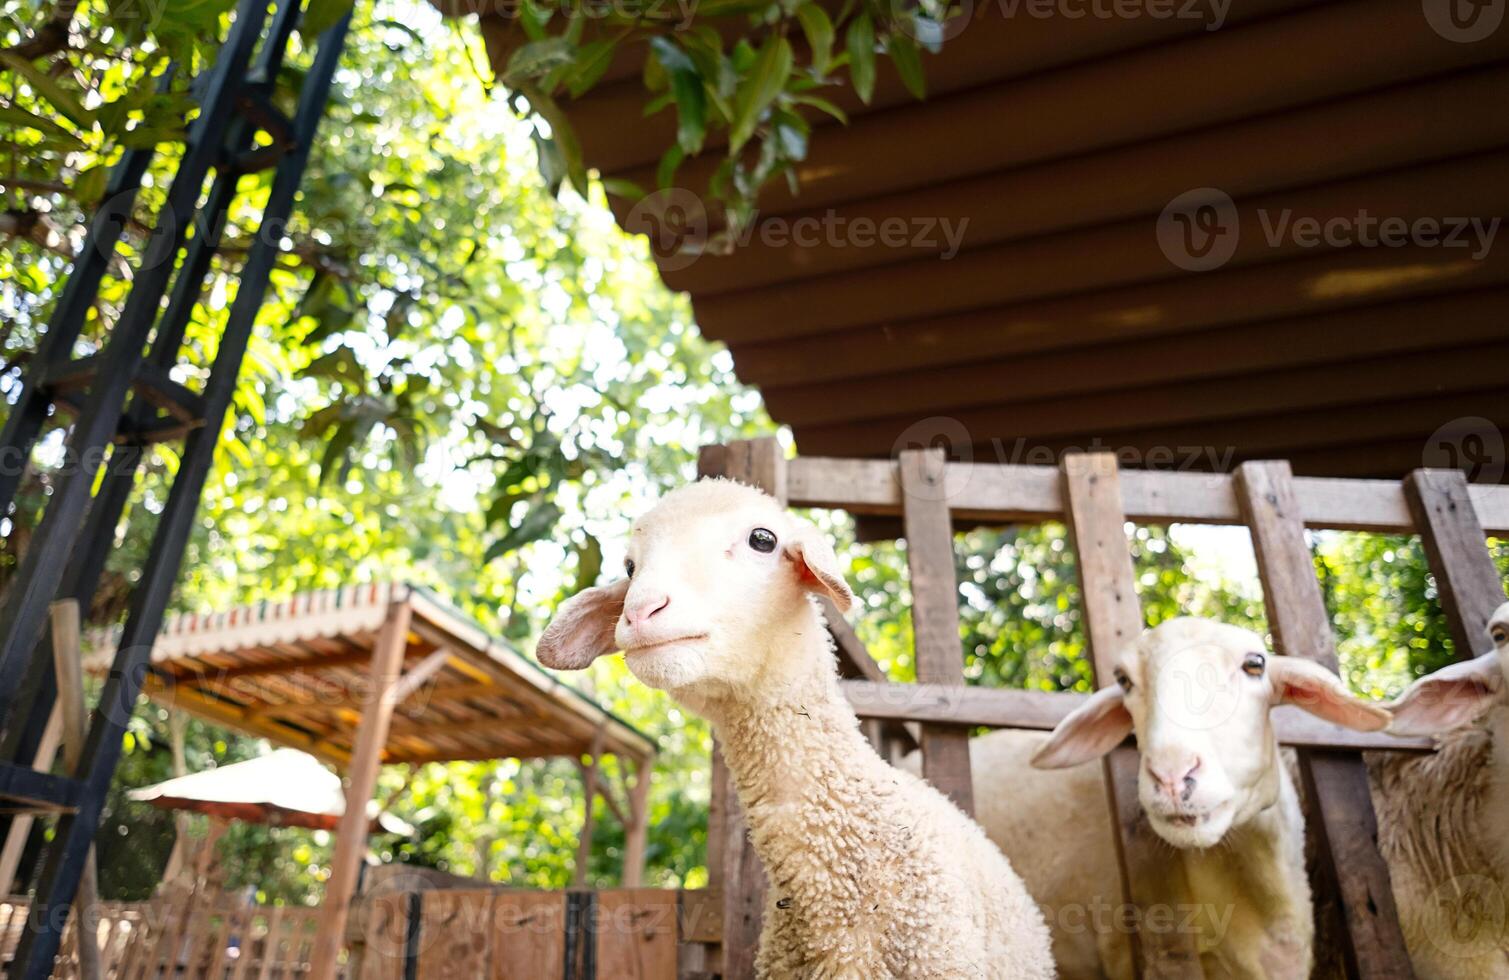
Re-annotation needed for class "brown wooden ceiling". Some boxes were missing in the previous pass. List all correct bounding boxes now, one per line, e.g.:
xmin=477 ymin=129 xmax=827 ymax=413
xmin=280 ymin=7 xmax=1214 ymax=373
xmin=450 ymin=0 xmax=1509 ymax=478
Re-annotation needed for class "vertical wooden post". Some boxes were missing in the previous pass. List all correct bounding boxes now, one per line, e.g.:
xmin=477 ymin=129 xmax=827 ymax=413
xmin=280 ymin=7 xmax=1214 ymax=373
xmin=1405 ymin=469 xmax=1508 ymax=659
xmin=621 ymin=754 xmax=652 ymax=888
xmin=701 ymin=437 xmax=784 ymax=980
xmin=1061 ymin=453 xmax=1203 ymax=980
xmin=573 ymin=730 xmax=604 ymax=888
xmin=1236 ymin=460 xmax=1413 ymax=980
xmin=309 ymin=597 xmax=413 ymax=980
xmin=898 ymin=447 xmax=973 ymax=814
xmin=50 ymin=600 xmax=100 ymax=980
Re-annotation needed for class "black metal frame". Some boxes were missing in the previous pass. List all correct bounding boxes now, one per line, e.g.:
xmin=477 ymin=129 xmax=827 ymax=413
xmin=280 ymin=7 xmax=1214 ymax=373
xmin=0 ymin=0 xmax=352 ymax=972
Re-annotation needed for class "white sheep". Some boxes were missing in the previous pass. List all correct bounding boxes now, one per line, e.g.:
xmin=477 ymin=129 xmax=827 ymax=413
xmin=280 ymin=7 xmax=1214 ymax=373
xmin=918 ymin=618 xmax=1391 ymax=978
xmin=1374 ymin=600 xmax=1509 ymax=978
xmin=535 ymin=479 xmax=1055 ymax=979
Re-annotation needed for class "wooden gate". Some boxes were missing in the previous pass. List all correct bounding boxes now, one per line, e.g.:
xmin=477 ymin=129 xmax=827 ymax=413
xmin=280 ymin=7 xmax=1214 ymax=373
xmin=699 ymin=437 xmax=1509 ymax=980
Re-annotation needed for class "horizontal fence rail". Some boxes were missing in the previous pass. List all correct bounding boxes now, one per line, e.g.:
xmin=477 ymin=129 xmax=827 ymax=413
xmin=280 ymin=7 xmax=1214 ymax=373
xmin=785 ymin=457 xmax=1509 ymax=534
xmin=840 ymin=680 xmax=1436 ymax=752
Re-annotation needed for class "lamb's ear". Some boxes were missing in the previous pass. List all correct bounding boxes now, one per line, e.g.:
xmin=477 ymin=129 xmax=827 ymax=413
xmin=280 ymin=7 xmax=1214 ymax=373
xmin=536 ymin=579 xmax=629 ymax=669
xmin=1269 ymin=655 xmax=1390 ymax=732
xmin=1032 ymin=685 xmax=1133 ymax=770
xmin=784 ymin=523 xmax=854 ymax=613
xmin=1386 ymin=652 xmax=1503 ymax=737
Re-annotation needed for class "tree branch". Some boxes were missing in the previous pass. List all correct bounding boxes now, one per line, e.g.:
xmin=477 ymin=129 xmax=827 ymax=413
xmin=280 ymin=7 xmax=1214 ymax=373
xmin=1 ymin=0 xmax=80 ymax=60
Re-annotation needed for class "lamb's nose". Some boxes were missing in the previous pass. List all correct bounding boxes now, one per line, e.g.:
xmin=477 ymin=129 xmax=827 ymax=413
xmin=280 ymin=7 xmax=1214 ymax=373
xmin=1146 ymin=757 xmax=1201 ymax=802
xmin=623 ymin=593 xmax=669 ymax=627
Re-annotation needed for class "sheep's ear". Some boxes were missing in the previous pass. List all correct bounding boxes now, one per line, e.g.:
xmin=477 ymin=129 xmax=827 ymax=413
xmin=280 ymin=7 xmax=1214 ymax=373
xmin=1386 ymin=652 xmax=1502 ymax=737
xmin=784 ymin=524 xmax=854 ymax=613
xmin=1268 ymin=655 xmax=1390 ymax=732
xmin=1032 ymin=685 xmax=1133 ymax=770
xmin=536 ymin=579 xmax=629 ymax=669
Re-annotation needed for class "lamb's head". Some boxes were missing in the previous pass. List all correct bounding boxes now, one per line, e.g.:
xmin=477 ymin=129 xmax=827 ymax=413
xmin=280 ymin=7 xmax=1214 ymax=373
xmin=534 ymin=479 xmax=853 ymax=698
xmin=1387 ymin=600 xmax=1509 ymax=737
xmin=1032 ymin=617 xmax=1390 ymax=849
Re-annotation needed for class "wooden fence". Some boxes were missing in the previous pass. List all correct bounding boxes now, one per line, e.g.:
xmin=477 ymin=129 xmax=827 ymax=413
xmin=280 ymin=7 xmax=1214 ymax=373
xmin=698 ymin=437 xmax=1509 ymax=980
xmin=349 ymin=888 xmax=718 ymax=980
xmin=0 ymin=893 xmax=329 ymax=979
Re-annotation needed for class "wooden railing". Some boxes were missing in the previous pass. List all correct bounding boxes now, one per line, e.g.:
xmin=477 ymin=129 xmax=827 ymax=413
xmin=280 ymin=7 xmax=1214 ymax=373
xmin=699 ymin=438 xmax=1509 ymax=980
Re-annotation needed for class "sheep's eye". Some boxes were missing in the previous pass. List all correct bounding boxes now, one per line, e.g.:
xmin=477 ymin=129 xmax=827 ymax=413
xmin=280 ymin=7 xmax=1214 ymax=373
xmin=1113 ymin=668 xmax=1133 ymax=693
xmin=1491 ymin=625 xmax=1508 ymax=646
xmin=748 ymin=528 xmax=778 ymax=553
xmin=624 ymin=559 xmax=636 ymax=578
xmin=1243 ymin=653 xmax=1266 ymax=677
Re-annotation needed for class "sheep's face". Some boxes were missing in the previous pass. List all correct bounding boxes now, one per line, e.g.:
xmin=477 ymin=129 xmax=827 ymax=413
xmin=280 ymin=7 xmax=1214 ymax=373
xmin=535 ymin=480 xmax=853 ymax=700
xmin=1033 ymin=618 xmax=1390 ymax=851
xmin=1388 ymin=600 xmax=1509 ymax=736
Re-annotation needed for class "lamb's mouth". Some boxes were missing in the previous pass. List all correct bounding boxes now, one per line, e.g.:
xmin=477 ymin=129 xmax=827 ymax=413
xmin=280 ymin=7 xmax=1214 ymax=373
xmin=624 ymin=634 xmax=708 ymax=656
xmin=1153 ymin=804 xmax=1226 ymax=829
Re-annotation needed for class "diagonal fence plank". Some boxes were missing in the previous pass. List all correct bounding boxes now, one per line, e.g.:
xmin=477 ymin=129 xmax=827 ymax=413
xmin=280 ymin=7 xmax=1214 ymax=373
xmin=1061 ymin=452 xmax=1203 ymax=979
xmin=1236 ymin=460 xmax=1413 ymax=980
xmin=1405 ymin=468 xmax=1508 ymax=659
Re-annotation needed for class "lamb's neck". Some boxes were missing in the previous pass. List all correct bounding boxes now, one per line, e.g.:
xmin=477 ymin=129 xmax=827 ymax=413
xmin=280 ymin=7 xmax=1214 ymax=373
xmin=1185 ymin=754 xmax=1310 ymax=921
xmin=698 ymin=630 xmax=881 ymax=820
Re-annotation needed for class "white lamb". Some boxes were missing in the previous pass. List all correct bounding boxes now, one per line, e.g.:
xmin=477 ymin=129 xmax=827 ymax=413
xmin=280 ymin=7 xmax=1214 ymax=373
xmin=534 ymin=479 xmax=1055 ymax=979
xmin=1374 ymin=599 xmax=1509 ymax=979
xmin=914 ymin=618 xmax=1391 ymax=979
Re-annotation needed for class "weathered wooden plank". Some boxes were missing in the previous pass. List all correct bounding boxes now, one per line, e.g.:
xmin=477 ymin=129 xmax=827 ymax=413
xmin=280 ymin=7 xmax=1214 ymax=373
xmin=899 ymin=447 xmax=975 ymax=814
xmin=838 ymin=680 xmax=1435 ymax=752
xmin=786 ymin=456 xmax=1509 ymax=533
xmin=677 ymin=890 xmax=722 ymax=945
xmin=416 ymin=891 xmax=492 ymax=978
xmin=1236 ymin=460 xmax=1413 ymax=980
xmin=492 ymin=891 xmax=566 ymax=980
xmin=1061 ymin=452 xmax=1203 ymax=980
xmin=595 ymin=889 xmax=679 ymax=979
xmin=357 ymin=892 xmax=413 ymax=980
xmin=1405 ymin=469 xmax=1509 ymax=659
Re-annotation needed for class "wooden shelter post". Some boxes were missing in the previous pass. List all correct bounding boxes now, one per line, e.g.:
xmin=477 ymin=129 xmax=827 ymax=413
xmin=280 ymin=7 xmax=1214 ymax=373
xmin=622 ymin=754 xmax=652 ymax=887
xmin=309 ymin=597 xmax=413 ymax=980
xmin=1236 ymin=460 xmax=1413 ymax=979
xmin=573 ymin=729 xmax=604 ymax=887
xmin=1061 ymin=453 xmax=1203 ymax=978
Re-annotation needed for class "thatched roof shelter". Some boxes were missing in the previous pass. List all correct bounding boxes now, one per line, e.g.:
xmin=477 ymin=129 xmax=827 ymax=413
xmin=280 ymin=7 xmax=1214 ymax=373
xmin=89 ymin=582 xmax=652 ymax=768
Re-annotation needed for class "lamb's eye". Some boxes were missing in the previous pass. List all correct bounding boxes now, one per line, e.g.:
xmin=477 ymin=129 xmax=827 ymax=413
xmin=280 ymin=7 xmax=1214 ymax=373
xmin=1113 ymin=668 xmax=1133 ymax=693
xmin=1491 ymin=625 xmax=1508 ymax=647
xmin=748 ymin=528 xmax=778 ymax=553
xmin=624 ymin=559 xmax=636 ymax=578
xmin=1243 ymin=653 xmax=1266 ymax=677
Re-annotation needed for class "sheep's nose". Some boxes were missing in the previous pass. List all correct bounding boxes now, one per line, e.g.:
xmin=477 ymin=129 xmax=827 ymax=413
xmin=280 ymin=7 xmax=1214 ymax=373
xmin=623 ymin=592 xmax=670 ymax=627
xmin=1146 ymin=757 xmax=1201 ymax=802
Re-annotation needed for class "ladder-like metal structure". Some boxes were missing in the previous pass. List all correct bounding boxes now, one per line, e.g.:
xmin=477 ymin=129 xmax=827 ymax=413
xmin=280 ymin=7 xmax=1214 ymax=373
xmin=0 ymin=1 xmax=351 ymax=973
